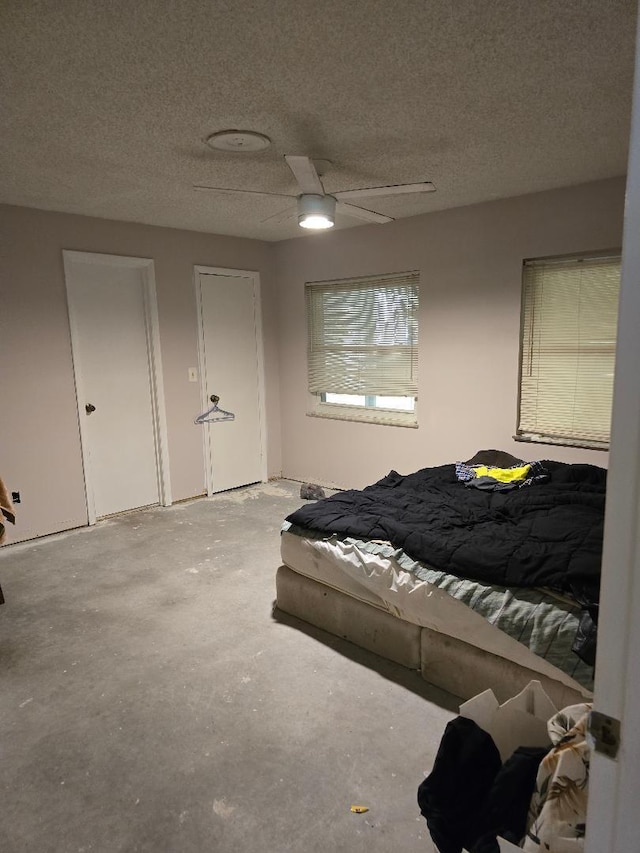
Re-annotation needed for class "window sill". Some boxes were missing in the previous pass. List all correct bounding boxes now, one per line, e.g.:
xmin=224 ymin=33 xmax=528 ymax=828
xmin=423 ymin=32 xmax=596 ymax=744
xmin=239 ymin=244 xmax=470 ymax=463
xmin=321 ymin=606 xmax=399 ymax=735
xmin=309 ymin=404 xmax=418 ymax=428
xmin=514 ymin=433 xmax=609 ymax=452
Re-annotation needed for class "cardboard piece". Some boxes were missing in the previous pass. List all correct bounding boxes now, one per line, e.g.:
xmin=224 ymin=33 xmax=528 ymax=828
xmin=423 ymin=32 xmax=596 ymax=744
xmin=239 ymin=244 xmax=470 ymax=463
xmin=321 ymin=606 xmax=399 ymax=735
xmin=459 ymin=679 xmax=557 ymax=763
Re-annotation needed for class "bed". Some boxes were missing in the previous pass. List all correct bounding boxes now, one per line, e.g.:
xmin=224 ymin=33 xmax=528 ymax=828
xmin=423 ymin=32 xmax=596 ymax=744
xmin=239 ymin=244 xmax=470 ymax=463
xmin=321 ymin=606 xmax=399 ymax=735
xmin=275 ymin=453 xmax=603 ymax=707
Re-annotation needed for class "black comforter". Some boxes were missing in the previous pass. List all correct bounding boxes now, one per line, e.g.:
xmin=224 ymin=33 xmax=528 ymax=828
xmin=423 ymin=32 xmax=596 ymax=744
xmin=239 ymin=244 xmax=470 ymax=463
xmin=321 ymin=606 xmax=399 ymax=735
xmin=286 ymin=462 xmax=606 ymax=608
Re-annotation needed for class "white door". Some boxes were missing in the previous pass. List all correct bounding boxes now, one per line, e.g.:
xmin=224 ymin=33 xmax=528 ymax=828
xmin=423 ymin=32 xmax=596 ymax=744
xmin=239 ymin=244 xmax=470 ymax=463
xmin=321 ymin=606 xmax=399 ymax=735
xmin=585 ymin=7 xmax=640 ymax=850
xmin=196 ymin=268 xmax=265 ymax=494
xmin=64 ymin=252 xmax=169 ymax=520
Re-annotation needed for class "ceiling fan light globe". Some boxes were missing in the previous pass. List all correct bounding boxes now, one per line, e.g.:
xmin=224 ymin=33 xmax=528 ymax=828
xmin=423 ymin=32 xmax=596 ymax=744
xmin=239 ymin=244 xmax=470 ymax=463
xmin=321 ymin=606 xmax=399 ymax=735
xmin=297 ymin=193 xmax=336 ymax=230
xmin=299 ymin=214 xmax=334 ymax=229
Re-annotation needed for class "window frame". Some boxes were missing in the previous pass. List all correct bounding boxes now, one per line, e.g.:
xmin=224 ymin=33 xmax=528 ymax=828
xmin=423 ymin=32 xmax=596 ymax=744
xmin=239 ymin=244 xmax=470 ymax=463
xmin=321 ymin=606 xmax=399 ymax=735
xmin=514 ymin=249 xmax=622 ymax=451
xmin=305 ymin=271 xmax=419 ymax=427
xmin=312 ymin=392 xmax=419 ymax=427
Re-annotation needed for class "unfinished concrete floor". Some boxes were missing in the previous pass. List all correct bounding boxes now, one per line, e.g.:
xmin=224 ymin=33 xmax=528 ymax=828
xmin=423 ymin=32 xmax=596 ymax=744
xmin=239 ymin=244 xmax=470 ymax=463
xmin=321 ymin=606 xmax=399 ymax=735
xmin=0 ymin=480 xmax=456 ymax=853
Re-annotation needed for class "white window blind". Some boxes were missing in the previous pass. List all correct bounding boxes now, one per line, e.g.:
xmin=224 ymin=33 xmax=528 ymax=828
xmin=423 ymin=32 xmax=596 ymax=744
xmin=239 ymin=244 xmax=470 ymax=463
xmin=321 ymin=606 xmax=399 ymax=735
xmin=306 ymin=272 xmax=419 ymax=398
xmin=518 ymin=254 xmax=621 ymax=447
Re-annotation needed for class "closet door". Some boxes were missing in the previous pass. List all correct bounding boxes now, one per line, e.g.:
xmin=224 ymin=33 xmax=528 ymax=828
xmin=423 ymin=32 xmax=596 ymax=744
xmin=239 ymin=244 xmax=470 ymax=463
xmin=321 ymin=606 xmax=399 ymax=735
xmin=195 ymin=267 xmax=266 ymax=494
xmin=64 ymin=251 xmax=170 ymax=520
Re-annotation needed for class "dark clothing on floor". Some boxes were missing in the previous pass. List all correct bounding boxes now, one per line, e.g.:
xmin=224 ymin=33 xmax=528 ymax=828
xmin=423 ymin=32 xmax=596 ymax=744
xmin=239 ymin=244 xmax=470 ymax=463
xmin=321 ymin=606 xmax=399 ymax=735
xmin=418 ymin=717 xmax=546 ymax=853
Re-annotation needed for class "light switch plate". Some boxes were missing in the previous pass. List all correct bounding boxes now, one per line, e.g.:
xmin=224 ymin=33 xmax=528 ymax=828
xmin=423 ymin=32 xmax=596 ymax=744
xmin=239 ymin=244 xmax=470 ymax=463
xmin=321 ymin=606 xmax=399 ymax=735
xmin=188 ymin=367 xmax=198 ymax=382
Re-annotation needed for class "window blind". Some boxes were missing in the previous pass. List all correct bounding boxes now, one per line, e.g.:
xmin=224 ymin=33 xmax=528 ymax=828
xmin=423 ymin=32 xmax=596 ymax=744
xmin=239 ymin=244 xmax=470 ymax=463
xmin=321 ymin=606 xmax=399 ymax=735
xmin=306 ymin=272 xmax=419 ymax=397
xmin=518 ymin=254 xmax=621 ymax=446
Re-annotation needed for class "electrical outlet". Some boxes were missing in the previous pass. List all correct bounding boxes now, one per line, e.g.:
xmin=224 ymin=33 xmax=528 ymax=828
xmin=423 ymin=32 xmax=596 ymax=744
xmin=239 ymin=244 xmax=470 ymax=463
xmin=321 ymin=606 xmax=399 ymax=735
xmin=188 ymin=367 xmax=198 ymax=382
xmin=12 ymin=491 xmax=21 ymax=504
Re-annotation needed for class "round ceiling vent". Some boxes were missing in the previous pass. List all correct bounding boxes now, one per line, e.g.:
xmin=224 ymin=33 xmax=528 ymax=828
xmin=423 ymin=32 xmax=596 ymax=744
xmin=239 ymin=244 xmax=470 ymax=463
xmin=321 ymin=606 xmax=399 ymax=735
xmin=205 ymin=130 xmax=271 ymax=153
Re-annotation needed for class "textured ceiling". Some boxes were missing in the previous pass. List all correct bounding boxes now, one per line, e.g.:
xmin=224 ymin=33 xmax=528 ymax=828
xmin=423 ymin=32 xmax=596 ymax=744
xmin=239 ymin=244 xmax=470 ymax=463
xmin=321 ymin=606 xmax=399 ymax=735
xmin=1 ymin=0 xmax=637 ymax=241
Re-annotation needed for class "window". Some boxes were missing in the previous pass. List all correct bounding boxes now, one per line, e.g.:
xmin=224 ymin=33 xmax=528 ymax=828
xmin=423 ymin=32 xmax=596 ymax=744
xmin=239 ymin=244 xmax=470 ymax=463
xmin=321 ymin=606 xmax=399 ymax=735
xmin=517 ymin=252 xmax=621 ymax=449
xmin=306 ymin=271 xmax=419 ymax=426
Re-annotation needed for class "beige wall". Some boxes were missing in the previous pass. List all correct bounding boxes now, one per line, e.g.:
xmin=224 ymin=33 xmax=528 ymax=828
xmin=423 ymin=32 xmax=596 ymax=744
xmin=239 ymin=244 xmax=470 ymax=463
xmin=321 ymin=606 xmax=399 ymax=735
xmin=273 ymin=177 xmax=626 ymax=490
xmin=0 ymin=177 xmax=625 ymax=542
xmin=0 ymin=205 xmax=281 ymax=543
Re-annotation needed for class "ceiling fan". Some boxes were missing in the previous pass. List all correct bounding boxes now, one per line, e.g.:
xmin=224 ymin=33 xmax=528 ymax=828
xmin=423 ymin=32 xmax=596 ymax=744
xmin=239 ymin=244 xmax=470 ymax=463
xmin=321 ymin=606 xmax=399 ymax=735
xmin=193 ymin=155 xmax=436 ymax=230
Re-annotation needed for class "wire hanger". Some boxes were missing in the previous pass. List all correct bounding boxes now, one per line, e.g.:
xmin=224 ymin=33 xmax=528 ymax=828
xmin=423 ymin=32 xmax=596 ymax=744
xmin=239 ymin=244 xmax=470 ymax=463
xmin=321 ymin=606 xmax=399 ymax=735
xmin=195 ymin=395 xmax=235 ymax=424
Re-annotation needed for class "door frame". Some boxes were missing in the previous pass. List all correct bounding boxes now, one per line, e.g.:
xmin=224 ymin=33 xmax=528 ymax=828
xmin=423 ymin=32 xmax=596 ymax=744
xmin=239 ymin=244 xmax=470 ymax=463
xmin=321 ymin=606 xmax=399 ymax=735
xmin=194 ymin=265 xmax=268 ymax=496
xmin=63 ymin=250 xmax=172 ymax=523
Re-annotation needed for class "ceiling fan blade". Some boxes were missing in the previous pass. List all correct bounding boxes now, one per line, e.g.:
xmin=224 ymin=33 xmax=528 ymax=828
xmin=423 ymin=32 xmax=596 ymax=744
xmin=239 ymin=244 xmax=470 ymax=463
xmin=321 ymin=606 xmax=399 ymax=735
xmin=336 ymin=202 xmax=393 ymax=224
xmin=261 ymin=205 xmax=296 ymax=224
xmin=334 ymin=182 xmax=436 ymax=201
xmin=193 ymin=185 xmax=292 ymax=199
xmin=284 ymin=155 xmax=324 ymax=195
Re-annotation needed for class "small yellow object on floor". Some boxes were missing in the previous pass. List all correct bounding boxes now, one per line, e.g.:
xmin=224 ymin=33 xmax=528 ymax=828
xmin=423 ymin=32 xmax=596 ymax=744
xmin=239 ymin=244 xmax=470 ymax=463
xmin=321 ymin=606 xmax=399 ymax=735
xmin=350 ymin=805 xmax=369 ymax=814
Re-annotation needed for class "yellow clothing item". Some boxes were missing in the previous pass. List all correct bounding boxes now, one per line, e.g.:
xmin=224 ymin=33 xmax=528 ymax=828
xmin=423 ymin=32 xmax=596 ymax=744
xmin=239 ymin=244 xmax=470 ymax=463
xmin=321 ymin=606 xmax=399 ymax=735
xmin=472 ymin=464 xmax=532 ymax=483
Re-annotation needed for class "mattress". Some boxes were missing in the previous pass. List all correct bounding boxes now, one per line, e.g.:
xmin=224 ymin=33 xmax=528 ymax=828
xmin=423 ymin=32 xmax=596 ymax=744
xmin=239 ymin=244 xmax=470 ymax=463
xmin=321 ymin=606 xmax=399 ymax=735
xmin=281 ymin=524 xmax=593 ymax=693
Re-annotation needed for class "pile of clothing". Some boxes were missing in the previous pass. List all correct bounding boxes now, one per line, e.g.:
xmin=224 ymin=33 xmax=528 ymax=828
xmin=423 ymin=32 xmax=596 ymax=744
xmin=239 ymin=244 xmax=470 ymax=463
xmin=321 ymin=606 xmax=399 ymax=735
xmin=455 ymin=460 xmax=549 ymax=492
xmin=418 ymin=683 xmax=591 ymax=852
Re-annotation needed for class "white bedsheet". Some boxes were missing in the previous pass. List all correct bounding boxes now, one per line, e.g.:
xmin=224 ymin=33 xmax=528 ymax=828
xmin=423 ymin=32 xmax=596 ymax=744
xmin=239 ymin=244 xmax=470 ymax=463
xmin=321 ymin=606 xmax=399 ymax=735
xmin=280 ymin=529 xmax=590 ymax=695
